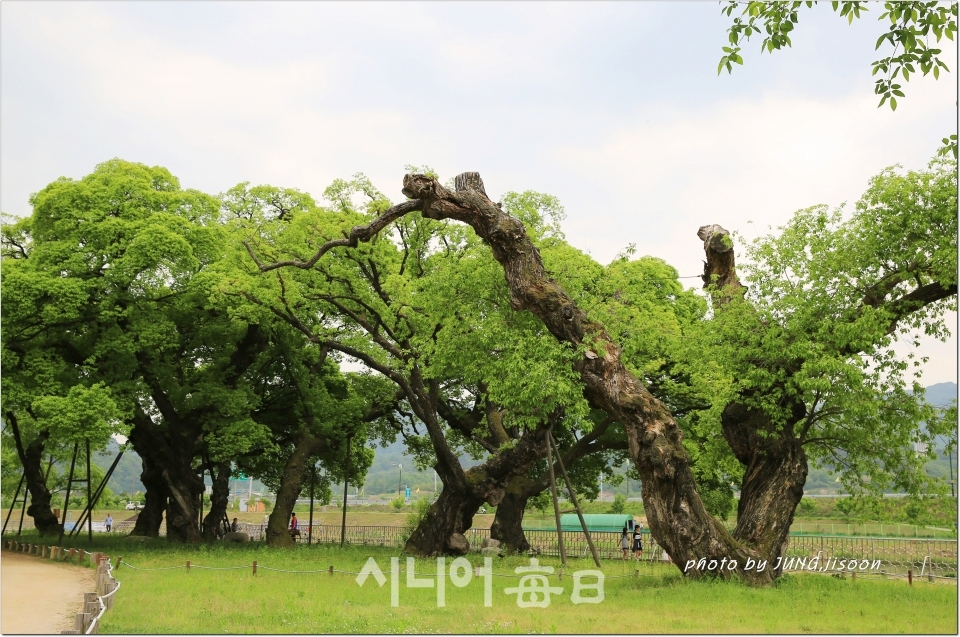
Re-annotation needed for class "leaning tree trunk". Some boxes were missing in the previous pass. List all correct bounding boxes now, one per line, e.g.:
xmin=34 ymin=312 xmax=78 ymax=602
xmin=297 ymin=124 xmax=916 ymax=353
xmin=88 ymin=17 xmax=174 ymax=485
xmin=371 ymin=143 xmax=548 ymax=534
xmin=202 ymin=460 xmax=231 ymax=542
xmin=6 ymin=414 xmax=61 ymax=537
xmin=400 ymin=174 xmax=773 ymax=583
xmin=489 ymin=484 xmax=531 ymax=554
xmin=251 ymin=172 xmax=776 ymax=582
xmin=267 ymin=431 xmax=326 ymax=547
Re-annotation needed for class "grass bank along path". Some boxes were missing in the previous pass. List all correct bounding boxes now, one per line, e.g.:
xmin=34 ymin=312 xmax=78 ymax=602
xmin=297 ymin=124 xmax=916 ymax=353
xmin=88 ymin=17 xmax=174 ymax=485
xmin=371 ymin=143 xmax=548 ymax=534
xmin=1 ymin=552 xmax=95 ymax=634
xmin=98 ymin=543 xmax=957 ymax=634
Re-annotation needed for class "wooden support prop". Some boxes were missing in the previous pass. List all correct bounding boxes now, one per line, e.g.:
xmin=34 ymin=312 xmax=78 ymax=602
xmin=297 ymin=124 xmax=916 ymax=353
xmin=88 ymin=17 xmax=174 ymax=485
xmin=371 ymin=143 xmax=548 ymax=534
xmin=851 ymin=571 xmax=856 ymax=582
xmin=908 ymin=569 xmax=913 ymax=586
xmin=635 ymin=569 xmax=640 ymax=577
xmin=59 ymin=442 xmax=80 ymax=546
xmin=116 ymin=556 xmax=122 ymax=569
xmin=186 ymin=560 xmax=191 ymax=571
xmin=252 ymin=560 xmax=257 ymax=576
xmin=545 ymin=429 xmax=567 ymax=568
xmin=549 ymin=431 xmax=601 ymax=569
xmin=2 ymin=474 xmax=25 ymax=536
xmin=69 ymin=548 xmax=76 ymax=560
xmin=74 ymin=613 xmax=85 ymax=633
xmin=329 ymin=565 xmax=334 ymax=575
xmin=928 ymin=573 xmax=934 ymax=582
xmin=78 ymin=549 xmax=86 ymax=565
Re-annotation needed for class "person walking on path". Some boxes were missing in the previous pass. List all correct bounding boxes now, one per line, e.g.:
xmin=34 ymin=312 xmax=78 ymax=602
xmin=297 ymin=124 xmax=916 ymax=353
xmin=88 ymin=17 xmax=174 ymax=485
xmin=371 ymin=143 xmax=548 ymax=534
xmin=104 ymin=513 xmax=113 ymax=532
xmin=633 ymin=523 xmax=643 ymax=561
xmin=620 ymin=527 xmax=630 ymax=560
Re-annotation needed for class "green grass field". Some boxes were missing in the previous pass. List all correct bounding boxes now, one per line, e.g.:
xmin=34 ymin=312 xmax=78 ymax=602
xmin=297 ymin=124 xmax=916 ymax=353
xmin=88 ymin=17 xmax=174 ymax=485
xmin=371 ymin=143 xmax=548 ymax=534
xmin=12 ymin=533 xmax=953 ymax=634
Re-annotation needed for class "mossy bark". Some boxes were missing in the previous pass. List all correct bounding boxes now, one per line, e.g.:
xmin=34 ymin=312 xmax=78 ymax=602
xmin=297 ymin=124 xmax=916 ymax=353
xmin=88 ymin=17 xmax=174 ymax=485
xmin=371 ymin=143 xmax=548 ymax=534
xmin=401 ymin=174 xmax=775 ymax=583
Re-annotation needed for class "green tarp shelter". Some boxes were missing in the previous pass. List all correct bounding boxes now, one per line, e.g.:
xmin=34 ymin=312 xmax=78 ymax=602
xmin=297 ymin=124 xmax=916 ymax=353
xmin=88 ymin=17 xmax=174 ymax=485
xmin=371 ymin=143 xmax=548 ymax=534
xmin=523 ymin=513 xmax=636 ymax=533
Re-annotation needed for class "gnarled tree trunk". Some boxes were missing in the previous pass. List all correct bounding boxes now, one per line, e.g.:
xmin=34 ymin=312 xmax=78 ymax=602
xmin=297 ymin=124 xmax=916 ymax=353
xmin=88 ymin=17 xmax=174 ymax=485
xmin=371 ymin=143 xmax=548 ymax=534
xmin=131 ymin=453 xmax=167 ymax=537
xmin=202 ymin=461 xmax=231 ymax=542
xmin=163 ymin=469 xmax=204 ymax=544
xmin=405 ymin=420 xmax=549 ymax=556
xmin=489 ymin=483 xmax=531 ymax=554
xmin=6 ymin=414 xmax=61 ymax=537
xmin=700 ymin=224 xmax=808 ymax=576
xmin=128 ymin=408 xmax=203 ymax=542
xmin=405 ymin=484 xmax=486 ymax=556
xmin=402 ymin=174 xmax=773 ymax=582
xmin=721 ymin=402 xmax=808 ymax=576
xmin=252 ymin=173 xmax=775 ymax=582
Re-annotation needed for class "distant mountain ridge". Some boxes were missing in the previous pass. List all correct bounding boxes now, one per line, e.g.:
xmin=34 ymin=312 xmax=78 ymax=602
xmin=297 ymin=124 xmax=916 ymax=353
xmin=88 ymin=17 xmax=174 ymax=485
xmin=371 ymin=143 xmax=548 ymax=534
xmin=98 ymin=382 xmax=956 ymax=497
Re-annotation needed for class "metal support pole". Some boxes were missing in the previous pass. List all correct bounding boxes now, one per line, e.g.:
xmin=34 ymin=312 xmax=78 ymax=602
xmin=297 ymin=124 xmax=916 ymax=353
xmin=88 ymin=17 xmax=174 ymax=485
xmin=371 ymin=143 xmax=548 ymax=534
xmin=308 ymin=464 xmax=316 ymax=546
xmin=85 ymin=441 xmax=93 ymax=542
xmin=550 ymin=432 xmax=601 ymax=568
xmin=341 ymin=436 xmax=351 ymax=548
xmin=2 ymin=474 xmax=24 ymax=535
xmin=58 ymin=442 xmax=80 ymax=546
xmin=545 ymin=428 xmax=567 ymax=567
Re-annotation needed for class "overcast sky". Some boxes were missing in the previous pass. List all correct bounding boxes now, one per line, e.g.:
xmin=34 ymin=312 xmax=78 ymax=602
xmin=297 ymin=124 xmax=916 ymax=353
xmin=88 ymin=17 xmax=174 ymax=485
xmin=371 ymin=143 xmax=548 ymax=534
xmin=2 ymin=1 xmax=957 ymax=385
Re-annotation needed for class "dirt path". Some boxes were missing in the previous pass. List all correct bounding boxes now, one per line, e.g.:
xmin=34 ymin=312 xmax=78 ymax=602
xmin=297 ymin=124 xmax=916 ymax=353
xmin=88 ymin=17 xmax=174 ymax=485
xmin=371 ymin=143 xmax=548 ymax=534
xmin=1 ymin=552 xmax=94 ymax=634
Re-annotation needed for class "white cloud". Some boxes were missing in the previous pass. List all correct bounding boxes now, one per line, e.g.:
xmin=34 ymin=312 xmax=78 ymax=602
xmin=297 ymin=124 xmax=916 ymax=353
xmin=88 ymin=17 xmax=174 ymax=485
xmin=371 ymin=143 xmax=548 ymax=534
xmin=3 ymin=1 xmax=955 ymax=385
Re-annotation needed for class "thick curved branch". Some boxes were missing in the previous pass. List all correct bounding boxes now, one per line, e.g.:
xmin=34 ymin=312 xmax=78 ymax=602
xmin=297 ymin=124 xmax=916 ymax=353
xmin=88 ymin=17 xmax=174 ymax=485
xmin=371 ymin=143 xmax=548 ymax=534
xmin=882 ymin=280 xmax=957 ymax=334
xmin=243 ymin=199 xmax=422 ymax=272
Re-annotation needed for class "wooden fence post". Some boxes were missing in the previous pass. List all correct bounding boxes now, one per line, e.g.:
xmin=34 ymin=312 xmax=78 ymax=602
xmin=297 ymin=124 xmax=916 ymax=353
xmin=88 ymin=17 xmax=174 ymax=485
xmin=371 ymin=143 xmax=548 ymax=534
xmin=329 ymin=565 xmax=334 ymax=575
xmin=908 ymin=569 xmax=913 ymax=586
xmin=186 ymin=560 xmax=190 ymax=571
xmin=252 ymin=560 xmax=257 ymax=576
